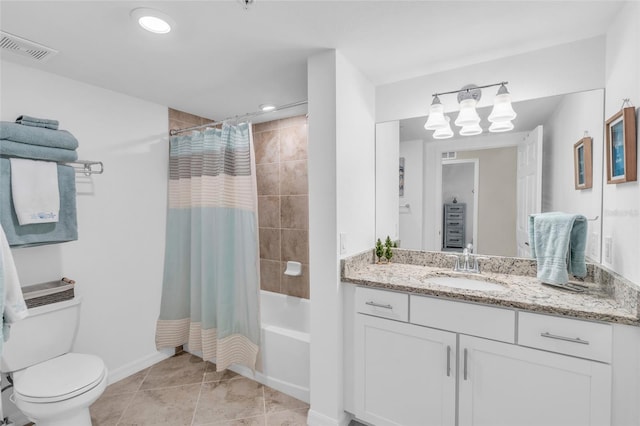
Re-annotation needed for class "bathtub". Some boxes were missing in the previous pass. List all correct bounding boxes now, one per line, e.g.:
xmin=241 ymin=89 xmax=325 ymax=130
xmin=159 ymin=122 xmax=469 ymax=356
xmin=229 ymin=290 xmax=310 ymax=403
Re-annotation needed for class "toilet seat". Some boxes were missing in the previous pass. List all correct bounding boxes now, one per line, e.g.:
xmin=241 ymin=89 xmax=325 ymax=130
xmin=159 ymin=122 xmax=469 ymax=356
xmin=14 ymin=353 xmax=107 ymax=404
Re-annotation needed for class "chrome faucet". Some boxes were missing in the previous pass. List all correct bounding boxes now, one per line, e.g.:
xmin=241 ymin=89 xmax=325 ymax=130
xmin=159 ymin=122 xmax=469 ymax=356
xmin=446 ymin=243 xmax=488 ymax=274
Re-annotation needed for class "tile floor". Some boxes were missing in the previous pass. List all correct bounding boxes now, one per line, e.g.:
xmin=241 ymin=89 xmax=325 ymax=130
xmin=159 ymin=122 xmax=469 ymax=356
xmin=87 ymin=352 xmax=309 ymax=426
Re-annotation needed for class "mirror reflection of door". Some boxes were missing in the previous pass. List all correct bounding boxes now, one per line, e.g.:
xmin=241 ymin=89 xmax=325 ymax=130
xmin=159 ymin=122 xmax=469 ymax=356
xmin=441 ymin=148 xmax=520 ymax=257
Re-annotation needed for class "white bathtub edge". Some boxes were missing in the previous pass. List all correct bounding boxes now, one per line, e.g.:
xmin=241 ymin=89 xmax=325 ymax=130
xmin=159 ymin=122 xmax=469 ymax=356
xmin=229 ymin=363 xmax=310 ymax=404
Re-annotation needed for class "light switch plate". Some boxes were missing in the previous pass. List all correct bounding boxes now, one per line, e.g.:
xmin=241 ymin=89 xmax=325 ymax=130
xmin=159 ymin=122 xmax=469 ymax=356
xmin=340 ymin=233 xmax=347 ymax=255
xmin=604 ymin=236 xmax=613 ymax=263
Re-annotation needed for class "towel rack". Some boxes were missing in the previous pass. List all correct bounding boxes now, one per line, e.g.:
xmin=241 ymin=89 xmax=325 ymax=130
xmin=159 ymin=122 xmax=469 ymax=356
xmin=67 ymin=160 xmax=104 ymax=176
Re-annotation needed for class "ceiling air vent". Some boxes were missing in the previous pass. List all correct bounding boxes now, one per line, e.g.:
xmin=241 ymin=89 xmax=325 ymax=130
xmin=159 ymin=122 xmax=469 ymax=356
xmin=0 ymin=31 xmax=58 ymax=62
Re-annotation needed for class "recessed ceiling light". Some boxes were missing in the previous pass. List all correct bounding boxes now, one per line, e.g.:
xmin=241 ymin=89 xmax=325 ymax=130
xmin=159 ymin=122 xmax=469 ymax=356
xmin=130 ymin=8 xmax=174 ymax=34
xmin=259 ymin=103 xmax=276 ymax=112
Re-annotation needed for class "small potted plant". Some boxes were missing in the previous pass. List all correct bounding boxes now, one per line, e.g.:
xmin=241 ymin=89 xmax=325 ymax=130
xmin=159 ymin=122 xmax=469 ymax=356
xmin=375 ymin=238 xmax=384 ymax=263
xmin=384 ymin=236 xmax=394 ymax=263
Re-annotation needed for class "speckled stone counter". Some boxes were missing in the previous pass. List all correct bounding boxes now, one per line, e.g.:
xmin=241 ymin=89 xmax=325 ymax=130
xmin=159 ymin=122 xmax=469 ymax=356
xmin=341 ymin=248 xmax=640 ymax=326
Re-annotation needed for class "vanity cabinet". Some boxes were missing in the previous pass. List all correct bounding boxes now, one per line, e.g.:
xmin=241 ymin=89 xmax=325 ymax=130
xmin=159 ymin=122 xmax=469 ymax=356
xmin=458 ymin=335 xmax=611 ymax=426
xmin=353 ymin=287 xmax=612 ymax=426
xmin=355 ymin=314 xmax=456 ymax=426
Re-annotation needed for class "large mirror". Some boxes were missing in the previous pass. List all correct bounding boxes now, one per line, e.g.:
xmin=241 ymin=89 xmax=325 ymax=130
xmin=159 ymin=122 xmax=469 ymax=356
xmin=376 ymin=89 xmax=604 ymax=262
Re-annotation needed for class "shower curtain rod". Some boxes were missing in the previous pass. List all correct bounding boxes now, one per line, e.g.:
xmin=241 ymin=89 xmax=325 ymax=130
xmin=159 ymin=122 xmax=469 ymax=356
xmin=170 ymin=100 xmax=308 ymax=136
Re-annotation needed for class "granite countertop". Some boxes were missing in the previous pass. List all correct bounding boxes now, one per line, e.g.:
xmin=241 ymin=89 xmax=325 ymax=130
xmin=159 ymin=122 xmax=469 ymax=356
xmin=343 ymin=260 xmax=640 ymax=326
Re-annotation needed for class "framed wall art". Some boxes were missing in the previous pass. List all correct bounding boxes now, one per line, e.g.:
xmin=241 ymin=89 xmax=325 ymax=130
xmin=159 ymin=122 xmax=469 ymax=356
xmin=606 ymin=106 xmax=637 ymax=184
xmin=574 ymin=136 xmax=593 ymax=190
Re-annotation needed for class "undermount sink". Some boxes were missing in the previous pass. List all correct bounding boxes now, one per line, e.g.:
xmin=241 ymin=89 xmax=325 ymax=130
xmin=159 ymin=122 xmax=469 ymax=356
xmin=428 ymin=276 xmax=507 ymax=292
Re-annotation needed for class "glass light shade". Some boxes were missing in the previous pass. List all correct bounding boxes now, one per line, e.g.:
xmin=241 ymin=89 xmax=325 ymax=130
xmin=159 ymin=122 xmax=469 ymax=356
xmin=459 ymin=123 xmax=483 ymax=136
xmin=454 ymin=99 xmax=481 ymax=127
xmin=433 ymin=116 xmax=453 ymax=139
xmin=424 ymin=101 xmax=447 ymax=130
xmin=489 ymin=120 xmax=514 ymax=133
xmin=488 ymin=93 xmax=517 ymax=123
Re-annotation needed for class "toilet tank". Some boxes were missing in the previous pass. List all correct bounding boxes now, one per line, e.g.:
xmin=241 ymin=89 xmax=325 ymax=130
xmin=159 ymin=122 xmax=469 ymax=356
xmin=1 ymin=297 xmax=81 ymax=373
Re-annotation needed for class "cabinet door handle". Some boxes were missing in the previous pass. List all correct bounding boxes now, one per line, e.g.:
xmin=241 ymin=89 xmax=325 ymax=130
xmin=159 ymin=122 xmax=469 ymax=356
xmin=365 ymin=301 xmax=393 ymax=309
xmin=540 ymin=332 xmax=590 ymax=345
xmin=463 ymin=348 xmax=468 ymax=380
xmin=446 ymin=345 xmax=451 ymax=377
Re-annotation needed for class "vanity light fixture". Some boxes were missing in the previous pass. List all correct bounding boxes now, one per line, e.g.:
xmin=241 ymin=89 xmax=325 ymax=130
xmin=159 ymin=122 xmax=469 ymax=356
xmin=459 ymin=123 xmax=483 ymax=136
xmin=425 ymin=81 xmax=516 ymax=138
xmin=488 ymin=84 xmax=517 ymax=123
xmin=433 ymin=116 xmax=454 ymax=139
xmin=130 ymin=8 xmax=174 ymax=34
xmin=489 ymin=120 xmax=515 ymax=133
xmin=424 ymin=95 xmax=448 ymax=130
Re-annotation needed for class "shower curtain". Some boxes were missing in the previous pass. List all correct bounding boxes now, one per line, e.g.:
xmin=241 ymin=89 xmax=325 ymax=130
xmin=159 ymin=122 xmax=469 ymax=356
xmin=155 ymin=122 xmax=260 ymax=372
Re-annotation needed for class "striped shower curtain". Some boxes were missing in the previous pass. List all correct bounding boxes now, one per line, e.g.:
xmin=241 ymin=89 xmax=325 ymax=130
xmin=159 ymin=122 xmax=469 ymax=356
xmin=156 ymin=123 xmax=260 ymax=372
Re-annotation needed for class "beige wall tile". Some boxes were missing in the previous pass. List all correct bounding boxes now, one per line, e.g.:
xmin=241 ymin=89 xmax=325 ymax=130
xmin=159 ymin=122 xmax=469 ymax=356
xmin=256 ymin=164 xmax=279 ymax=196
xmin=253 ymin=120 xmax=279 ymax=133
xmin=280 ymin=196 xmax=308 ymax=230
xmin=280 ymin=160 xmax=308 ymax=196
xmin=254 ymin=130 xmax=280 ymax=165
xmin=278 ymin=115 xmax=307 ymax=129
xmin=259 ymin=228 xmax=281 ymax=261
xmin=281 ymin=229 xmax=308 ymax=264
xmin=279 ymin=125 xmax=307 ymax=162
xmin=260 ymin=259 xmax=282 ymax=293
xmin=258 ymin=196 xmax=280 ymax=228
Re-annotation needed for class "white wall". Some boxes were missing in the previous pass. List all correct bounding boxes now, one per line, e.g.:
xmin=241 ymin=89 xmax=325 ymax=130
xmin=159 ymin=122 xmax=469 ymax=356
xmin=399 ymin=139 xmax=423 ymax=249
xmin=602 ymin=1 xmax=640 ymax=285
xmin=542 ymin=89 xmax=604 ymax=261
xmin=0 ymin=61 xmax=170 ymax=387
xmin=375 ymin=122 xmax=400 ymax=242
xmin=337 ymin=53 xmax=376 ymax=256
xmin=307 ymin=49 xmax=376 ymax=426
xmin=376 ymin=36 xmax=606 ymax=123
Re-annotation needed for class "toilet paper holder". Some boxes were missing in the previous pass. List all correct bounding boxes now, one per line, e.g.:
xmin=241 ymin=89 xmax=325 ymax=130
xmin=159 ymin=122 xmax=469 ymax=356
xmin=284 ymin=261 xmax=302 ymax=276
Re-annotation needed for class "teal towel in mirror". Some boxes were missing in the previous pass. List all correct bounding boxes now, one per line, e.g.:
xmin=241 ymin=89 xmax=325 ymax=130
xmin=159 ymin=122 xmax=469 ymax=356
xmin=529 ymin=212 xmax=587 ymax=285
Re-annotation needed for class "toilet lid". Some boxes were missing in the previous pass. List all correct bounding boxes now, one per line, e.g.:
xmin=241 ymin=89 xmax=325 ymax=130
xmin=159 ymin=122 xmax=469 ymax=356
xmin=14 ymin=353 xmax=106 ymax=403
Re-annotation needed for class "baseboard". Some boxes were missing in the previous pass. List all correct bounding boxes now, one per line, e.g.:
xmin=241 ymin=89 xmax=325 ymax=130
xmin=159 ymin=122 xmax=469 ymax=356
xmin=107 ymin=349 xmax=172 ymax=385
xmin=307 ymin=409 xmax=352 ymax=426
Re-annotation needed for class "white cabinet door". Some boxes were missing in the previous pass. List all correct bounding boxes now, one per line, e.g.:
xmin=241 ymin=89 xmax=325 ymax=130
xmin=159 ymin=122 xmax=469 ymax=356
xmin=458 ymin=335 xmax=611 ymax=426
xmin=355 ymin=314 xmax=457 ymax=426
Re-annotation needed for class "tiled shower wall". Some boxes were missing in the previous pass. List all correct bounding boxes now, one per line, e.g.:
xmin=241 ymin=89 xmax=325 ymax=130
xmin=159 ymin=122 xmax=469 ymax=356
xmin=254 ymin=116 xmax=310 ymax=299
xmin=168 ymin=109 xmax=310 ymax=299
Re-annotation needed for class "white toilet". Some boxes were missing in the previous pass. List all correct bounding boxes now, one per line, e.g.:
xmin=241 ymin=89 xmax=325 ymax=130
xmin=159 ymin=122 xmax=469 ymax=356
xmin=1 ymin=297 xmax=108 ymax=426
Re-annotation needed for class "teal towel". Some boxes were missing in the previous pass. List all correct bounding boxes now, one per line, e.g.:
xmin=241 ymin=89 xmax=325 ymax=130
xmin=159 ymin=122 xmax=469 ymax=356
xmin=0 ymin=122 xmax=78 ymax=150
xmin=0 ymin=158 xmax=78 ymax=247
xmin=15 ymin=115 xmax=59 ymax=130
xmin=0 ymin=140 xmax=78 ymax=162
xmin=529 ymin=212 xmax=587 ymax=284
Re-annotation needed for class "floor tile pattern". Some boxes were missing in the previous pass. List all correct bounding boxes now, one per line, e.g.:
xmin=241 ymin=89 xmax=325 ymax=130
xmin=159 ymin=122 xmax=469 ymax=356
xmin=88 ymin=353 xmax=309 ymax=426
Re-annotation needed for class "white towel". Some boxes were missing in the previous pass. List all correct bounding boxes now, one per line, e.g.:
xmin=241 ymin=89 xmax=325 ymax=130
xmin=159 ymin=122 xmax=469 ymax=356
xmin=10 ymin=158 xmax=60 ymax=225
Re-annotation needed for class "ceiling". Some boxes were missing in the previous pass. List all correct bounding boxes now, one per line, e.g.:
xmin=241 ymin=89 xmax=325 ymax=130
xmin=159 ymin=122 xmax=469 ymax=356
xmin=0 ymin=1 xmax=624 ymax=123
